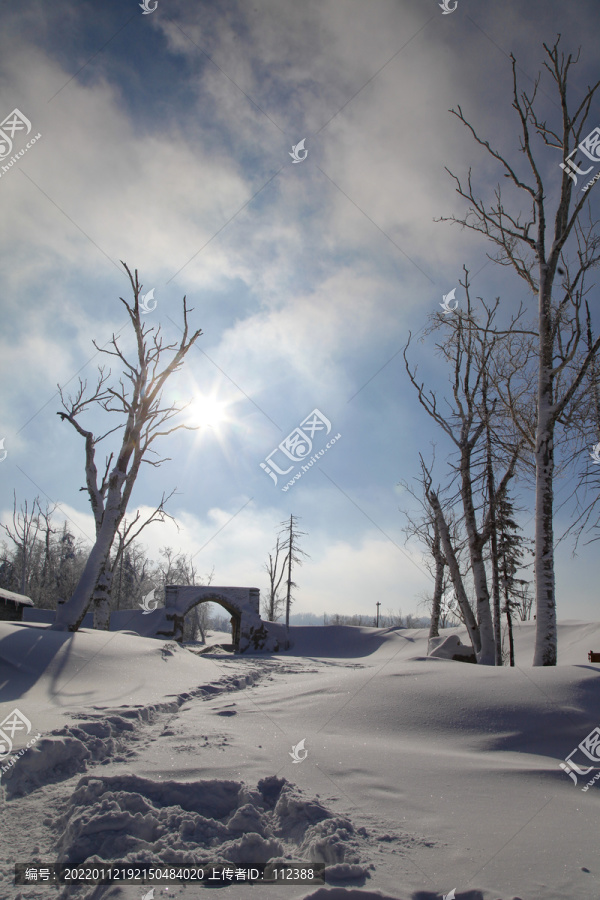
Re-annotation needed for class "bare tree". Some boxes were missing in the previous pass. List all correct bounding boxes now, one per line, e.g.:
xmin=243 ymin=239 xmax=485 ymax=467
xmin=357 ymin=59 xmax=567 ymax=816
xmin=405 ymin=280 xmax=524 ymax=664
xmin=439 ymin=38 xmax=600 ymax=664
xmin=563 ymin=327 xmax=600 ymax=547
xmin=0 ymin=493 xmax=42 ymax=596
xmin=52 ymin=262 xmax=203 ymax=633
xmin=109 ymin=494 xmax=176 ymax=616
xmin=263 ymin=534 xmax=288 ymax=621
xmin=422 ymin=514 xmax=445 ymax=650
xmin=37 ymin=502 xmax=58 ymax=604
xmin=278 ymin=515 xmax=309 ymax=629
xmin=0 ymin=508 xmax=89 ymax=610
xmin=398 ymin=465 xmax=465 ymax=651
xmin=419 ymin=458 xmax=482 ymax=659
xmin=481 ymin=372 xmax=504 ymax=666
xmin=113 ymin=538 xmax=152 ymax=612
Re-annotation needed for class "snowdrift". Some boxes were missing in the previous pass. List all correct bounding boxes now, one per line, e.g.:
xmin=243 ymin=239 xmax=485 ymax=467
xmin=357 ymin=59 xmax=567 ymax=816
xmin=1 ymin=619 xmax=600 ymax=900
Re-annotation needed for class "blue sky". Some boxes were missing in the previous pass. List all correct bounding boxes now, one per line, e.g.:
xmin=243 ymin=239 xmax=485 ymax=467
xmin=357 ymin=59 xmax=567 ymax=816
xmin=1 ymin=0 xmax=599 ymax=620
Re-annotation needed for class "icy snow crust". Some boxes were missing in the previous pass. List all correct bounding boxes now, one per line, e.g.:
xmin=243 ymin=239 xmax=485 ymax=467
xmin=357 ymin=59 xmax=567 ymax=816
xmin=1 ymin=620 xmax=600 ymax=899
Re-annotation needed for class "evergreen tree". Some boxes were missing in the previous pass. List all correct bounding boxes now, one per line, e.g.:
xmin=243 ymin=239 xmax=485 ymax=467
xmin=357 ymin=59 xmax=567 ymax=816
xmin=496 ymin=491 xmax=532 ymax=665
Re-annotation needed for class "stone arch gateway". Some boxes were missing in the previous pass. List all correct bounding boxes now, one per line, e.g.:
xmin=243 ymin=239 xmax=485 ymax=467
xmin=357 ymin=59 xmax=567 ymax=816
xmin=156 ymin=586 xmax=288 ymax=653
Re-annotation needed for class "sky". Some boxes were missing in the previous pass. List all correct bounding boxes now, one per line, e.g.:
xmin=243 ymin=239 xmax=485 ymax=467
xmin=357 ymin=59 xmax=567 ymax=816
xmin=0 ymin=0 xmax=599 ymax=621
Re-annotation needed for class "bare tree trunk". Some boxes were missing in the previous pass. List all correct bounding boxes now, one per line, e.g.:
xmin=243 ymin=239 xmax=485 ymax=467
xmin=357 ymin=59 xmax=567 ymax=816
xmin=264 ymin=535 xmax=288 ymax=622
xmin=533 ymin=382 xmax=556 ymax=665
xmin=490 ymin=528 xmax=502 ymax=666
xmin=197 ymin=605 xmax=207 ymax=643
xmin=533 ymin=278 xmax=556 ymax=666
xmin=285 ymin=515 xmax=292 ymax=629
xmin=92 ymin=567 xmax=114 ymax=630
xmin=468 ymin=545 xmax=496 ymax=665
xmin=484 ymin=388 xmax=503 ymax=666
xmin=427 ymin=519 xmax=445 ymax=652
xmin=459 ymin=450 xmax=496 ymax=665
xmin=278 ymin=514 xmax=308 ymax=630
xmin=505 ymin=601 xmax=515 ymax=667
xmin=428 ymin=489 xmax=481 ymax=656
xmin=55 ymin=498 xmax=124 ymax=631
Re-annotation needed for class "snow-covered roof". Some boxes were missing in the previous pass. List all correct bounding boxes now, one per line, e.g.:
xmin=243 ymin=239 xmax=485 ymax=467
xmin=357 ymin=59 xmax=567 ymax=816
xmin=0 ymin=587 xmax=34 ymax=606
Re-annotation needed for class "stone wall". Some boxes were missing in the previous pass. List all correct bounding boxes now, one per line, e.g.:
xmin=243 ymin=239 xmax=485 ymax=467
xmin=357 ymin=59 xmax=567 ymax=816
xmin=160 ymin=585 xmax=287 ymax=652
xmin=21 ymin=586 xmax=289 ymax=653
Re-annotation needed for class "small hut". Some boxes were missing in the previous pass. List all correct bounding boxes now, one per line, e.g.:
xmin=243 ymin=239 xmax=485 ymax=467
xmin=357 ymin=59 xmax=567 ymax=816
xmin=0 ymin=587 xmax=34 ymax=622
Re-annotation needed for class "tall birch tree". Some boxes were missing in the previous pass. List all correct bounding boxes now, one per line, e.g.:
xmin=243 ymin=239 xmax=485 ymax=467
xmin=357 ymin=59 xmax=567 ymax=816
xmin=440 ymin=38 xmax=600 ymax=664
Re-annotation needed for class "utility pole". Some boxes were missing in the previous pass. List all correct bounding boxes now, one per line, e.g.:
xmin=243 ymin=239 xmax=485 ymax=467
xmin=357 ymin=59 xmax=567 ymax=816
xmin=376 ymin=601 xmax=381 ymax=627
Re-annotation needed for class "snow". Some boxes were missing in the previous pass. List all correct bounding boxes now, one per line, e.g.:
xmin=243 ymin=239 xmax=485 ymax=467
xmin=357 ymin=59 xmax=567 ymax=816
xmin=426 ymin=633 xmax=475 ymax=661
xmin=1 ymin=619 xmax=600 ymax=899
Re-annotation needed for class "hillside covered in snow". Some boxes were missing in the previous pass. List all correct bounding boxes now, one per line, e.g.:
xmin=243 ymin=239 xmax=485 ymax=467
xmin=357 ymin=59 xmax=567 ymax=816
xmin=1 ymin=620 xmax=600 ymax=900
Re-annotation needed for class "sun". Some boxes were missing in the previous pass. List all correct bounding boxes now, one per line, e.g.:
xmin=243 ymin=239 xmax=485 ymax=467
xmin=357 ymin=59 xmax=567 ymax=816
xmin=187 ymin=395 xmax=228 ymax=430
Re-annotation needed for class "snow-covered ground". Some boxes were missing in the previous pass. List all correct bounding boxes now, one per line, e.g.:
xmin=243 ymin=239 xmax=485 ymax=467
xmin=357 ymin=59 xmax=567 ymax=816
xmin=1 ymin=619 xmax=599 ymax=900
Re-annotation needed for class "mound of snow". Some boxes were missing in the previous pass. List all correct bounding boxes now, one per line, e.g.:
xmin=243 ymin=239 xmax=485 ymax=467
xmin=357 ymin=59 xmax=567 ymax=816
xmin=428 ymin=633 xmax=476 ymax=662
xmin=50 ymin=773 xmax=371 ymax=891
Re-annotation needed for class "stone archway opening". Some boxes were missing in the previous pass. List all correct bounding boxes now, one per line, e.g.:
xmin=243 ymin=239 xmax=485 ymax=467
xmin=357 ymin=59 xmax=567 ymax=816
xmin=184 ymin=597 xmax=241 ymax=652
xmin=159 ymin=586 xmax=287 ymax=653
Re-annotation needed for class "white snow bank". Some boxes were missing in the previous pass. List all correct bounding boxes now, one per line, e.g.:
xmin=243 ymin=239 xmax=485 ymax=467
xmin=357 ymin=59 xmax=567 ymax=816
xmin=284 ymin=620 xmax=600 ymax=666
xmin=428 ymin=633 xmax=476 ymax=661
xmin=280 ymin=625 xmax=408 ymax=658
xmin=0 ymin=621 xmax=256 ymax=741
xmin=1 ymin=664 xmax=265 ymax=798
